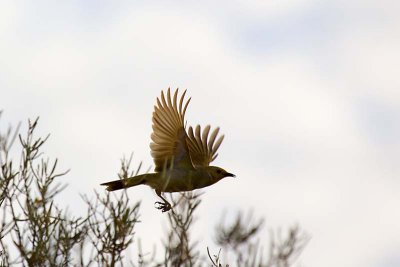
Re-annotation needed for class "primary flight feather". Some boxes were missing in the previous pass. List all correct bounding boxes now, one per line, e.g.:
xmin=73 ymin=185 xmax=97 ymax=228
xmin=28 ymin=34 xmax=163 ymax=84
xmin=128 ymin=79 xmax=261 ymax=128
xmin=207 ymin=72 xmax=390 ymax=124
xmin=101 ymin=88 xmax=235 ymax=212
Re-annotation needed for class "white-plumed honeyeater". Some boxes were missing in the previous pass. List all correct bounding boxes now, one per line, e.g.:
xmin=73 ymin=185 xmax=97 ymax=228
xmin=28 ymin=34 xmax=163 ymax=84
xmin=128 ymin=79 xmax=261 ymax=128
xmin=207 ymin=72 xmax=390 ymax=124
xmin=101 ymin=88 xmax=235 ymax=212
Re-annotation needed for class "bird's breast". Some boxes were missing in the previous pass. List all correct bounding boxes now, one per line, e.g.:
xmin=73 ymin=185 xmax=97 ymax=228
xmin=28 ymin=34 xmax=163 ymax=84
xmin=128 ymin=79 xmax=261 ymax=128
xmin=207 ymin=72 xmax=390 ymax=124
xmin=150 ymin=169 xmax=214 ymax=193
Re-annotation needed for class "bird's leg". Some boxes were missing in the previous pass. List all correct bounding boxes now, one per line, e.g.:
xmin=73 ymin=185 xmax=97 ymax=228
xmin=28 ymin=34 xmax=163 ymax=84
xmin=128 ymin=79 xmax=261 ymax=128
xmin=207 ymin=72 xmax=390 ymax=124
xmin=154 ymin=190 xmax=172 ymax=212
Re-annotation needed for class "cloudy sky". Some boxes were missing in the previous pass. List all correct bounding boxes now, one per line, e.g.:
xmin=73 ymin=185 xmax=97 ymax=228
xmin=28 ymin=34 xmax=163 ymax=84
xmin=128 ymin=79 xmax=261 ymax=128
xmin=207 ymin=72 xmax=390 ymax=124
xmin=1 ymin=1 xmax=399 ymax=266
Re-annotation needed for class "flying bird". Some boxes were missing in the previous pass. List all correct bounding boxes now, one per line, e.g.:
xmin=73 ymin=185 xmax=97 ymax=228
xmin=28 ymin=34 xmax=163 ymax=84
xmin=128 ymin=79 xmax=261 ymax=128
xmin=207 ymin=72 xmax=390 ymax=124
xmin=101 ymin=88 xmax=235 ymax=212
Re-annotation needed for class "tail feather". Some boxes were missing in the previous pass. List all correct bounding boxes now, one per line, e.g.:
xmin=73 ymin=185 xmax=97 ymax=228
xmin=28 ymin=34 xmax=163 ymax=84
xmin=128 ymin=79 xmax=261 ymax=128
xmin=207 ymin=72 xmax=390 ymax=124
xmin=101 ymin=179 xmax=126 ymax=191
xmin=100 ymin=174 xmax=149 ymax=191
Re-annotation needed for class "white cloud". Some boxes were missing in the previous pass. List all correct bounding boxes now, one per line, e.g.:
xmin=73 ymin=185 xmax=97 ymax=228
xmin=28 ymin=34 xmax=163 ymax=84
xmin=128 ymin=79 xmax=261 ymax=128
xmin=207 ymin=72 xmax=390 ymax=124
xmin=0 ymin=1 xmax=399 ymax=267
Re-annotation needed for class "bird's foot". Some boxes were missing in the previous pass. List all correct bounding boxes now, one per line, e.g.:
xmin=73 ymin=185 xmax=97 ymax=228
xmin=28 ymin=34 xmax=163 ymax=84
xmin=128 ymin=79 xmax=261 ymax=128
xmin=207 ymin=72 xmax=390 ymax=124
xmin=155 ymin=201 xmax=172 ymax=212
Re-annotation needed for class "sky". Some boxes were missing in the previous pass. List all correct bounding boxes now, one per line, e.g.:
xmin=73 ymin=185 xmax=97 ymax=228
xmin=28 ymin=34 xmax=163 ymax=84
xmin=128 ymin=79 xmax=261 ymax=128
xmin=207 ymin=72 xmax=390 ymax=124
xmin=1 ymin=1 xmax=400 ymax=266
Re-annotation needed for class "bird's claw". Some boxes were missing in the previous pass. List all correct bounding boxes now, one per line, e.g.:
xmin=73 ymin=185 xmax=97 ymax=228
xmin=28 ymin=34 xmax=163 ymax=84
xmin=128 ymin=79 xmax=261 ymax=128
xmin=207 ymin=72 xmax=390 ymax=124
xmin=155 ymin=201 xmax=171 ymax=212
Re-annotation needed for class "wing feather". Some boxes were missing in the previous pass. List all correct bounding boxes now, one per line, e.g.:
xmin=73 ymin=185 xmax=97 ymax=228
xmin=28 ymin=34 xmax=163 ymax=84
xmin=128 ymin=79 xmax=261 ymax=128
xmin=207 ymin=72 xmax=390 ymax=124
xmin=187 ymin=124 xmax=225 ymax=167
xmin=150 ymin=88 xmax=193 ymax=172
xmin=188 ymin=127 xmax=202 ymax=155
xmin=202 ymin=125 xmax=210 ymax=151
xmin=195 ymin=125 xmax=203 ymax=154
xmin=208 ymin=128 xmax=219 ymax=150
xmin=211 ymin=134 xmax=224 ymax=161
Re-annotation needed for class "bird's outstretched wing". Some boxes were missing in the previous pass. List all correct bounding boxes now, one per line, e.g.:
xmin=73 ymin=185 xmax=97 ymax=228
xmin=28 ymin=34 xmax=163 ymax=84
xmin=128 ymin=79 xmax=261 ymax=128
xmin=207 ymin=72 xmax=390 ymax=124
xmin=150 ymin=88 xmax=194 ymax=172
xmin=186 ymin=125 xmax=224 ymax=167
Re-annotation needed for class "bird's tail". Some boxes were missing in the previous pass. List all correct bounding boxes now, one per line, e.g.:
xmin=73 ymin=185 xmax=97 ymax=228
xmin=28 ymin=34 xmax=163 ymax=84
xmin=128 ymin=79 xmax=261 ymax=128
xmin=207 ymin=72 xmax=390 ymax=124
xmin=100 ymin=179 xmax=126 ymax=191
xmin=100 ymin=174 xmax=148 ymax=191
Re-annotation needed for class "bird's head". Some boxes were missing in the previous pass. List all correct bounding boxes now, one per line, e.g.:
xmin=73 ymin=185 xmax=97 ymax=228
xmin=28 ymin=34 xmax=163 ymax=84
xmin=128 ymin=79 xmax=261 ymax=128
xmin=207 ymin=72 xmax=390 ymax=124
xmin=207 ymin=166 xmax=236 ymax=182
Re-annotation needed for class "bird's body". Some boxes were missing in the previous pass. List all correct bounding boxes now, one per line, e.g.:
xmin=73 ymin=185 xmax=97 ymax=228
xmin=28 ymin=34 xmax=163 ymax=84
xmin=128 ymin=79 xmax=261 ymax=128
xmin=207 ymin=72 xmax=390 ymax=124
xmin=101 ymin=88 xmax=234 ymax=212
xmin=104 ymin=167 xmax=224 ymax=193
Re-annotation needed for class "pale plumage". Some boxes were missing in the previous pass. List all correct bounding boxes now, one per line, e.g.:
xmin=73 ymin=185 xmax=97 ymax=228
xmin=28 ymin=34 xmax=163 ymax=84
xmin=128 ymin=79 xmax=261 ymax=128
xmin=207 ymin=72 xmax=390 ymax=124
xmin=101 ymin=88 xmax=234 ymax=212
xmin=187 ymin=125 xmax=224 ymax=167
xmin=150 ymin=89 xmax=193 ymax=171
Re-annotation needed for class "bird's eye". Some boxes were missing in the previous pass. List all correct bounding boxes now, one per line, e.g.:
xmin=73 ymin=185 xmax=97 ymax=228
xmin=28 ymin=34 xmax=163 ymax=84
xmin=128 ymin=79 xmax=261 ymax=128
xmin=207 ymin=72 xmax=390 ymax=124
xmin=216 ymin=170 xmax=222 ymax=174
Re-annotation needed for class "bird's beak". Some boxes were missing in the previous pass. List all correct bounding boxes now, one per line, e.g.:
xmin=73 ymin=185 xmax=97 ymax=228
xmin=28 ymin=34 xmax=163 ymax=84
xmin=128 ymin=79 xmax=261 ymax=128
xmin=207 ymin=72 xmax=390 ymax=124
xmin=226 ymin=173 xmax=236 ymax=178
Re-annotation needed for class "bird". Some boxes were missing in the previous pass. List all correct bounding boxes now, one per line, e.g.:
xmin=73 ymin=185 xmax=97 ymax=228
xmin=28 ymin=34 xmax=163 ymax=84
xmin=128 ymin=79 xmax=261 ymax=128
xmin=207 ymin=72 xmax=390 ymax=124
xmin=100 ymin=88 xmax=235 ymax=212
